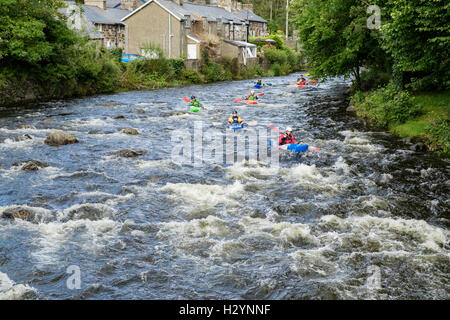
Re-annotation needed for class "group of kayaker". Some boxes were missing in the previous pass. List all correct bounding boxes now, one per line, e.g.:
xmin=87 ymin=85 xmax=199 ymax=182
xmin=187 ymin=74 xmax=318 ymax=146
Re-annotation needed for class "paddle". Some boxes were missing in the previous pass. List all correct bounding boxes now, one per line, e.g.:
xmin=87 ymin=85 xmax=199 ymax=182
xmin=234 ymin=93 xmax=264 ymax=103
xmin=182 ymin=97 xmax=190 ymax=103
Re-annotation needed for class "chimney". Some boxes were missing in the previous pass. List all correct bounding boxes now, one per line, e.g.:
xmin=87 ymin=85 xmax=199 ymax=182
xmin=84 ymin=0 xmax=106 ymax=10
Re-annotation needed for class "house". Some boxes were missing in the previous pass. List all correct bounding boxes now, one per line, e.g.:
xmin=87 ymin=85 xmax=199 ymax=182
xmin=62 ymin=0 xmax=129 ymax=50
xmin=120 ymin=0 xmax=266 ymax=67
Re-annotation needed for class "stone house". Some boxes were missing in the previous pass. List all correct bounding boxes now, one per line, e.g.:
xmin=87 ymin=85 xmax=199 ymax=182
xmin=62 ymin=1 xmax=129 ymax=50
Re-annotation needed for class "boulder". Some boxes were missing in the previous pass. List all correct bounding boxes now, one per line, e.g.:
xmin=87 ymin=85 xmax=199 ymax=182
xmin=2 ymin=208 xmax=33 ymax=221
xmin=13 ymin=160 xmax=48 ymax=171
xmin=409 ymin=143 xmax=428 ymax=152
xmin=45 ymin=131 xmax=78 ymax=146
xmin=18 ymin=124 xmax=36 ymax=130
xmin=13 ymin=134 xmax=33 ymax=142
xmin=113 ymin=115 xmax=125 ymax=119
xmin=136 ymin=109 xmax=145 ymax=114
xmin=122 ymin=128 xmax=139 ymax=135
xmin=42 ymin=119 xmax=55 ymax=123
xmin=113 ymin=149 xmax=146 ymax=158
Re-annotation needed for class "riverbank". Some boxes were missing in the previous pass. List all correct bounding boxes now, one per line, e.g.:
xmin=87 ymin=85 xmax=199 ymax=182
xmin=0 ymin=49 xmax=303 ymax=108
xmin=350 ymin=87 xmax=449 ymax=156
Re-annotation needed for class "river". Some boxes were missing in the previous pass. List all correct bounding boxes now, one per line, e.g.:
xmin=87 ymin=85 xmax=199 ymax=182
xmin=0 ymin=75 xmax=448 ymax=299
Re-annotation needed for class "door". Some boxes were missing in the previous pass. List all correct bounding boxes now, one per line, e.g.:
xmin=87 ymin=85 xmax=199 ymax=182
xmin=187 ymin=44 xmax=197 ymax=60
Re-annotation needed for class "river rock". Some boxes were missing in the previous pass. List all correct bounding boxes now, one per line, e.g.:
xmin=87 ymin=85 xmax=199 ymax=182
xmin=13 ymin=160 xmax=48 ymax=171
xmin=12 ymin=134 xmax=33 ymax=142
xmin=2 ymin=208 xmax=34 ymax=221
xmin=113 ymin=149 xmax=146 ymax=158
xmin=136 ymin=109 xmax=145 ymax=114
xmin=18 ymin=124 xmax=36 ymax=130
xmin=114 ymin=115 xmax=126 ymax=119
xmin=42 ymin=119 xmax=55 ymax=123
xmin=122 ymin=128 xmax=138 ymax=135
xmin=409 ymin=143 xmax=428 ymax=152
xmin=45 ymin=131 xmax=78 ymax=146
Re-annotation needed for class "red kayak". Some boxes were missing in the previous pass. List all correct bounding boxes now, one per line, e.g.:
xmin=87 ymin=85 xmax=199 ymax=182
xmin=245 ymin=100 xmax=258 ymax=105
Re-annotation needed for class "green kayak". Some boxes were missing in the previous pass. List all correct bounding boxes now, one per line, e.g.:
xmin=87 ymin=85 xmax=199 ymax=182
xmin=190 ymin=106 xmax=200 ymax=112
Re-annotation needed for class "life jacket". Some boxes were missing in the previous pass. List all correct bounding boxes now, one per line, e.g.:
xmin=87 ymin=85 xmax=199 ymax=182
xmin=298 ymin=79 xmax=307 ymax=85
xmin=228 ymin=116 xmax=242 ymax=124
xmin=246 ymin=94 xmax=257 ymax=101
xmin=190 ymin=100 xmax=199 ymax=107
xmin=278 ymin=133 xmax=297 ymax=145
xmin=256 ymin=80 xmax=262 ymax=85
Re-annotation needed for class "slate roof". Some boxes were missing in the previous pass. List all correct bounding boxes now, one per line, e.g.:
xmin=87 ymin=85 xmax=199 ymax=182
xmin=82 ymin=4 xmax=129 ymax=24
xmin=182 ymin=2 xmax=244 ymax=24
xmin=232 ymin=9 xmax=267 ymax=23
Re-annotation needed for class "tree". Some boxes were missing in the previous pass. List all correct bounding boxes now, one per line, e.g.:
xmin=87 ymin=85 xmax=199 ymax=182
xmin=291 ymin=0 xmax=388 ymax=89
xmin=380 ymin=0 xmax=450 ymax=90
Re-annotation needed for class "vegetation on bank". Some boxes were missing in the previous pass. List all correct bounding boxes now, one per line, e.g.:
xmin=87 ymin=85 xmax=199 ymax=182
xmin=292 ymin=0 xmax=449 ymax=155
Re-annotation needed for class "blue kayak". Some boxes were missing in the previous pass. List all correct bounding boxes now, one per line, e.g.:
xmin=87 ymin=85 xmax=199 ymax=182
xmin=254 ymin=84 xmax=263 ymax=88
xmin=270 ymin=141 xmax=309 ymax=153
xmin=228 ymin=123 xmax=244 ymax=131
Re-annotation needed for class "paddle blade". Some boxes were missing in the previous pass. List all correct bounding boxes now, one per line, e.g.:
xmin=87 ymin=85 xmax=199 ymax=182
xmin=269 ymin=125 xmax=281 ymax=133
xmin=305 ymin=73 xmax=310 ymax=76
xmin=257 ymin=93 xmax=264 ymax=96
xmin=234 ymin=99 xmax=242 ymax=103
xmin=182 ymin=97 xmax=190 ymax=103
xmin=298 ymin=85 xmax=304 ymax=88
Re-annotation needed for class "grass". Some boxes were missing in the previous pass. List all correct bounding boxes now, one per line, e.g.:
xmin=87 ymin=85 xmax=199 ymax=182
xmin=390 ymin=91 xmax=450 ymax=138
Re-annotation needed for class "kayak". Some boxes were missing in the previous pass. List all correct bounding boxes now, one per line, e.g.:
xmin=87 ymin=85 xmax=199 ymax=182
xmin=245 ymin=100 xmax=258 ymax=105
xmin=270 ymin=141 xmax=309 ymax=153
xmin=228 ymin=123 xmax=244 ymax=131
xmin=254 ymin=84 xmax=263 ymax=88
xmin=190 ymin=106 xmax=200 ymax=112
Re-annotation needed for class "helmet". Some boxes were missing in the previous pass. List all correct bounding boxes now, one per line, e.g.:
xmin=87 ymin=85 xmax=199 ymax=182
xmin=286 ymin=126 xmax=293 ymax=132
xmin=251 ymin=90 xmax=255 ymax=94
xmin=191 ymin=96 xmax=195 ymax=100
xmin=233 ymin=110 xmax=238 ymax=114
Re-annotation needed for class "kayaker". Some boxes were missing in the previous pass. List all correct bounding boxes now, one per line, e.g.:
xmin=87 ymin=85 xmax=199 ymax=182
xmin=297 ymin=76 xmax=307 ymax=86
xmin=255 ymin=79 xmax=263 ymax=86
xmin=245 ymin=90 xmax=258 ymax=101
xmin=189 ymin=96 xmax=203 ymax=108
xmin=278 ymin=127 xmax=300 ymax=145
xmin=228 ymin=110 xmax=243 ymax=125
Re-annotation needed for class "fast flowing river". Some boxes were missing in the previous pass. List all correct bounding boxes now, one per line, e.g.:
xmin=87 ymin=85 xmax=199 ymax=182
xmin=0 ymin=75 xmax=448 ymax=299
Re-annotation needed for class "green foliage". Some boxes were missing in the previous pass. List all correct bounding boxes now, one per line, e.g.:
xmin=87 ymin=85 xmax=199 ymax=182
xmin=425 ymin=118 xmax=450 ymax=155
xmin=180 ymin=69 xmax=203 ymax=84
xmin=380 ymin=0 xmax=449 ymax=91
xmin=351 ymin=83 xmax=421 ymax=128
xmin=291 ymin=0 xmax=388 ymax=89
xmin=109 ymin=47 xmax=123 ymax=64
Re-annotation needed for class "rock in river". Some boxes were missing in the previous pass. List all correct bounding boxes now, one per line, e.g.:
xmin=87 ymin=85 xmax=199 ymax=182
xmin=122 ymin=128 xmax=139 ymax=135
xmin=44 ymin=131 xmax=78 ymax=146
xmin=113 ymin=149 xmax=146 ymax=158
xmin=12 ymin=160 xmax=48 ymax=171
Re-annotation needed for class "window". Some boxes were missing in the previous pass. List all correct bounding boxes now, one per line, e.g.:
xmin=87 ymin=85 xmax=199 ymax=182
xmin=184 ymin=16 xmax=190 ymax=29
xmin=187 ymin=44 xmax=197 ymax=60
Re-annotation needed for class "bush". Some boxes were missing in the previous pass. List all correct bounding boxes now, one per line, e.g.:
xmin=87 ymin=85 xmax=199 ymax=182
xmin=351 ymin=82 xmax=421 ymax=128
xmin=270 ymin=63 xmax=282 ymax=76
xmin=264 ymin=47 xmax=288 ymax=66
xmin=181 ymin=69 xmax=203 ymax=84
xmin=425 ymin=117 xmax=450 ymax=155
